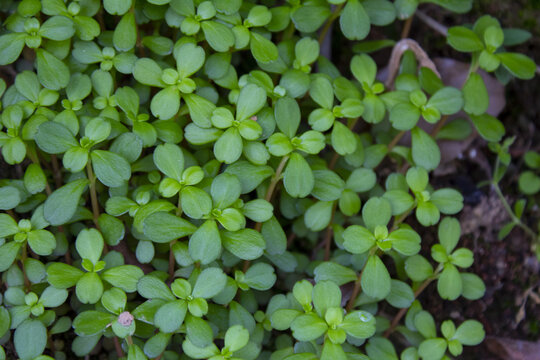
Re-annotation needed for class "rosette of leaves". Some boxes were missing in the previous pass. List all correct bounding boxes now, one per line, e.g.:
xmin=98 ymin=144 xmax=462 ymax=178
xmin=410 ymin=307 xmax=485 ymax=360
xmin=143 ymin=172 xmax=268 ymax=264
xmin=73 ymin=288 xmax=136 ymax=339
xmin=46 ymin=228 xmax=144 ymax=304
xmin=342 ymin=197 xmax=421 ymax=299
xmin=135 ymin=268 xmax=226 ymax=334
xmin=447 ymin=15 xmax=536 ymax=80
xmin=405 ymin=217 xmax=486 ymax=301
xmin=271 ymin=280 xmax=376 ymax=358
xmin=0 ymin=215 xmax=56 ymax=272
xmin=133 ymin=42 xmax=213 ymax=122
xmin=35 ymin=117 xmax=131 ymax=187
xmin=384 ymin=167 xmax=464 ymax=226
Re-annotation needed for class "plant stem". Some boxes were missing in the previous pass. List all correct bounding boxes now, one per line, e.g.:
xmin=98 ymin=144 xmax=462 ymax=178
xmin=492 ymin=181 xmax=537 ymax=240
xmin=323 ymin=202 xmax=338 ymax=261
xmin=86 ymin=161 xmax=101 ymax=229
xmin=318 ymin=3 xmax=344 ymax=45
xmin=384 ymin=277 xmax=435 ymax=337
xmin=387 ymin=131 xmax=406 ymax=151
xmin=401 ymin=16 xmax=414 ymax=39
xmin=113 ymin=337 xmax=124 ymax=358
xmin=50 ymin=154 xmax=63 ymax=188
xmin=265 ymin=155 xmax=290 ymax=203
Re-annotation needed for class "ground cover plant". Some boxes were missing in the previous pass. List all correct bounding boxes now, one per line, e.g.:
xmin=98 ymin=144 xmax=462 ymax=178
xmin=0 ymin=0 xmax=537 ymax=359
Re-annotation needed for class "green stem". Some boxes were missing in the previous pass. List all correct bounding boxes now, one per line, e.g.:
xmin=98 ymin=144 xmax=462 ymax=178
xmin=265 ymin=155 xmax=290 ymax=203
xmin=384 ymin=264 xmax=443 ymax=337
xmin=86 ymin=161 xmax=100 ymax=229
xmin=492 ymin=181 xmax=537 ymax=240
xmin=318 ymin=3 xmax=344 ymax=45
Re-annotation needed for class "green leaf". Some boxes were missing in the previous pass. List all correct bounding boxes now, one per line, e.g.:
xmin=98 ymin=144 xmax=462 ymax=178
xmin=497 ymin=52 xmax=536 ymax=80
xmin=193 ymin=267 xmax=227 ymax=298
xmin=0 ymin=33 xmax=26 ymax=65
xmin=154 ymin=143 xmax=184 ymax=181
xmin=0 ymin=186 xmax=20 ymax=210
xmin=76 ymin=272 xmax=104 ymax=304
xmin=386 ymin=280 xmax=414 ymax=308
xmin=470 ymin=113 xmax=505 ymax=142
xmin=275 ymin=97 xmax=300 ymax=139
xmin=221 ymin=229 xmax=265 ymax=260
xmin=447 ymin=26 xmax=484 ymax=52
xmin=427 ymin=87 xmax=463 ymax=115
xmin=143 ymin=212 xmax=197 ymax=243
xmin=340 ymin=0 xmax=370 ymax=41
xmin=44 ymin=179 xmax=88 ymax=225
xmin=362 ymin=197 xmax=392 ymax=231
xmin=175 ymin=42 xmax=205 ymax=78
xmin=430 ymin=189 xmax=463 ymax=215
xmin=25 ymin=230 xmax=55 ymax=256
xmin=343 ymin=225 xmax=376 ymax=254
xmin=411 ymin=127 xmax=440 ymax=171
xmin=181 ymin=186 xmax=212 ymax=219
xmin=137 ymin=275 xmax=175 ymax=301
xmin=366 ymin=337 xmax=398 ymax=360
xmin=453 ymin=320 xmax=485 ymax=345
xmin=155 ymin=300 xmax=187 ymax=333
xmin=418 ymin=338 xmax=447 ymax=360
xmin=388 ymin=228 xmax=421 ymax=256
xmin=291 ymin=313 xmax=328 ymax=341
xmin=151 ymin=86 xmax=180 ymax=120
xmin=332 ymin=121 xmax=356 ymax=155
xmin=236 ymin=84 xmax=266 ymax=121
xmin=346 ymin=168 xmax=376 ymax=193
xmin=416 ymin=201 xmax=440 ymax=226
xmin=321 ymin=341 xmax=347 ymax=360
xmin=211 ymin=173 xmax=241 ymax=209
xmin=214 ymin=128 xmax=243 ymax=164
xmin=250 ymin=32 xmax=278 ymax=63
xmin=201 ymin=21 xmax=235 ymax=53
xmin=102 ymin=265 xmax=143 ymax=293
xmin=91 ymin=150 xmax=131 ymax=187
xmin=462 ymin=72 xmax=489 ymax=115
xmin=519 ymin=171 xmax=540 ymax=195
xmin=14 ymin=319 xmax=47 ymax=360
xmin=225 ymin=325 xmax=250 ymax=353
xmin=35 ymin=121 xmax=78 ymax=154
xmin=438 ymin=263 xmax=462 ymax=300
xmin=113 ymin=12 xmax=137 ymax=51
xmin=351 ymin=54 xmax=376 ymax=86
xmin=304 ymin=201 xmax=333 ymax=232
xmin=314 ymin=262 xmax=357 ymax=286
xmin=40 ymin=16 xmax=75 ymax=41
xmin=405 ymin=255 xmax=434 ymax=282
xmin=73 ymin=311 xmax=116 ymax=336
xmin=438 ymin=219 xmax=461 ymax=256
xmin=341 ymin=311 xmax=376 ymax=339
xmin=36 ymin=49 xmax=70 ymax=90
xmin=46 ymin=262 xmax=84 ymax=288
xmin=243 ymin=262 xmax=276 ymax=290
xmin=361 ymin=255 xmax=391 ymax=299
xmin=189 ymin=219 xmax=221 ymax=264
xmin=0 ymin=214 xmax=18 ymax=238
xmin=283 ymin=152 xmax=314 ymax=198
xmin=0 ymin=242 xmax=22 ymax=272
xmin=133 ymin=58 xmax=163 ymax=87
xmin=104 ymin=0 xmax=132 ymax=14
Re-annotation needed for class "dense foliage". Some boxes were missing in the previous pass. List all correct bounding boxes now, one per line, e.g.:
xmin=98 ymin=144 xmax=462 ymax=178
xmin=0 ymin=0 xmax=536 ymax=359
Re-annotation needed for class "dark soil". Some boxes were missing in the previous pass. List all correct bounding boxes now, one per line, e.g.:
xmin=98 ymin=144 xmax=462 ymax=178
xmin=404 ymin=1 xmax=540 ymax=358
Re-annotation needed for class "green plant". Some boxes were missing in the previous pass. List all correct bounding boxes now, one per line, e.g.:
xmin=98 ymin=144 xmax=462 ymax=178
xmin=0 ymin=0 xmax=535 ymax=359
